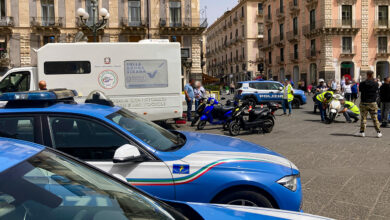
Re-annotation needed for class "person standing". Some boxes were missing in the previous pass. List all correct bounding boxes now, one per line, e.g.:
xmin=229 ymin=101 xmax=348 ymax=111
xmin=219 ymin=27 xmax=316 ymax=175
xmin=356 ymin=71 xmax=382 ymax=138
xmin=316 ymin=91 xmax=334 ymax=122
xmin=343 ymin=81 xmax=352 ymax=101
xmin=331 ymin=80 xmax=337 ymax=91
xmin=230 ymin=81 xmax=235 ymax=94
xmin=184 ymin=79 xmax=195 ymax=121
xmin=282 ymin=80 xmax=294 ymax=116
xmin=380 ymin=77 xmax=390 ymax=127
xmin=351 ymin=80 xmax=359 ymax=103
xmin=194 ymin=81 xmax=206 ymax=111
xmin=39 ymin=80 xmax=48 ymax=90
xmin=339 ymin=99 xmax=360 ymax=123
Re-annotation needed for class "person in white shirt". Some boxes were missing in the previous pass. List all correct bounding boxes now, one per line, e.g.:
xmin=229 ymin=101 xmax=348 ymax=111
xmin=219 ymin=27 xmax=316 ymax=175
xmin=194 ymin=81 xmax=206 ymax=110
xmin=343 ymin=81 xmax=352 ymax=101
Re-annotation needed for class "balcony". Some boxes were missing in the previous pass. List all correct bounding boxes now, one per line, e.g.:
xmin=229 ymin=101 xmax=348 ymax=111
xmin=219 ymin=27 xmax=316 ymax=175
xmin=233 ymin=17 xmax=238 ymax=23
xmin=31 ymin=17 xmax=63 ymax=31
xmin=303 ymin=19 xmax=361 ymax=38
xmin=276 ymin=8 xmax=285 ymax=21
xmin=265 ymin=15 xmax=273 ymax=26
xmin=273 ymin=36 xmax=285 ymax=47
xmin=228 ymin=21 xmax=233 ymax=27
xmin=257 ymin=10 xmax=264 ymax=18
xmin=120 ymin=18 xmax=147 ymax=35
xmin=306 ymin=49 xmax=318 ymax=60
xmin=377 ymin=47 xmax=390 ymax=58
xmin=0 ymin=17 xmax=14 ymax=33
xmin=340 ymin=46 xmax=356 ymax=58
xmin=305 ymin=0 xmax=318 ymax=9
xmin=289 ymin=1 xmax=300 ymax=15
xmin=286 ymin=30 xmax=300 ymax=43
xmin=276 ymin=56 xmax=285 ymax=64
xmin=374 ymin=20 xmax=390 ymax=35
xmin=159 ymin=18 xmax=208 ymax=35
xmin=289 ymin=52 xmax=299 ymax=62
xmin=0 ymin=50 xmax=9 ymax=66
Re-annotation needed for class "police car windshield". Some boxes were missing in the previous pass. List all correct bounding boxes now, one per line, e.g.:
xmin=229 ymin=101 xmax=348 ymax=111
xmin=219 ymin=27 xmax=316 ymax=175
xmin=107 ymin=109 xmax=184 ymax=151
xmin=0 ymin=149 xmax=185 ymax=220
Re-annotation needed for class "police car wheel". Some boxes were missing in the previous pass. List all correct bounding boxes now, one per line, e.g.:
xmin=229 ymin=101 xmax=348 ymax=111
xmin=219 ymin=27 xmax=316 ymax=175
xmin=197 ymin=120 xmax=207 ymax=130
xmin=216 ymin=190 xmax=273 ymax=208
xmin=229 ymin=122 xmax=240 ymax=136
xmin=246 ymin=98 xmax=257 ymax=107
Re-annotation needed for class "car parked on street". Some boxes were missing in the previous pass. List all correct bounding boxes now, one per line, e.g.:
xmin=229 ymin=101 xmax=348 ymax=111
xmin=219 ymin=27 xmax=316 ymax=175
xmin=0 ymin=137 xmax=333 ymax=220
xmin=0 ymin=90 xmax=302 ymax=211
xmin=236 ymin=81 xmax=307 ymax=109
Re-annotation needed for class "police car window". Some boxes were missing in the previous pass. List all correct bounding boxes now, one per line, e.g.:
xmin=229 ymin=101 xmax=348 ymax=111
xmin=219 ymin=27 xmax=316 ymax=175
xmin=249 ymin=83 xmax=267 ymax=90
xmin=0 ymin=117 xmax=34 ymax=142
xmin=44 ymin=61 xmax=91 ymax=75
xmin=48 ymin=117 xmax=128 ymax=160
xmin=268 ymin=83 xmax=281 ymax=90
xmin=0 ymin=71 xmax=30 ymax=93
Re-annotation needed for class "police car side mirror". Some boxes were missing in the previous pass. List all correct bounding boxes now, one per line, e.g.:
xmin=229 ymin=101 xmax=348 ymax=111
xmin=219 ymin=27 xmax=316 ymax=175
xmin=278 ymin=87 xmax=283 ymax=91
xmin=113 ymin=144 xmax=142 ymax=163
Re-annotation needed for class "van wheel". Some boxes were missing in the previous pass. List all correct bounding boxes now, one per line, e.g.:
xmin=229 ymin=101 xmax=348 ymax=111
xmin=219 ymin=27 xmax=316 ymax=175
xmin=197 ymin=121 xmax=207 ymax=130
xmin=215 ymin=190 xmax=274 ymax=208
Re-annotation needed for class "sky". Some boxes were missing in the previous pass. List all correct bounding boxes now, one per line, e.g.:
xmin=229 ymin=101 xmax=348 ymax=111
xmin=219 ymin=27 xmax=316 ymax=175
xmin=200 ymin=0 xmax=238 ymax=25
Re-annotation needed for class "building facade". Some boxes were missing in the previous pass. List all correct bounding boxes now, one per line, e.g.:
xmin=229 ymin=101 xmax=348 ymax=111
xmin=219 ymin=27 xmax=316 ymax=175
xmin=205 ymin=0 xmax=265 ymax=84
xmin=0 ymin=0 xmax=207 ymax=83
xmin=262 ymin=0 xmax=390 ymax=86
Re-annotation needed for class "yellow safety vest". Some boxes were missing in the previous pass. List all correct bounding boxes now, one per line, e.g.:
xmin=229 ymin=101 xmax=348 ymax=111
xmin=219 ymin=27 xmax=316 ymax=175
xmin=344 ymin=101 xmax=360 ymax=115
xmin=316 ymin=91 xmax=334 ymax=103
xmin=284 ymin=84 xmax=294 ymax=102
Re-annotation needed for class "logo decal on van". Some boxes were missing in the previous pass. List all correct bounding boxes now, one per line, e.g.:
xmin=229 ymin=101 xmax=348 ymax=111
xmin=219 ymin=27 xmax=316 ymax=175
xmin=104 ymin=57 xmax=111 ymax=64
xmin=98 ymin=70 xmax=118 ymax=89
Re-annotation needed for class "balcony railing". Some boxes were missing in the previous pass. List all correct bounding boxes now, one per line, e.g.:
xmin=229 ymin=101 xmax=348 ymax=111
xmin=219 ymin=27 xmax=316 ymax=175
xmin=303 ymin=19 xmax=361 ymax=37
xmin=377 ymin=46 xmax=390 ymax=57
xmin=286 ymin=30 xmax=300 ymax=42
xmin=159 ymin=18 xmax=208 ymax=28
xmin=121 ymin=18 xmax=146 ymax=27
xmin=31 ymin=17 xmax=63 ymax=27
xmin=289 ymin=1 xmax=299 ymax=12
xmin=273 ymin=36 xmax=285 ymax=46
xmin=257 ymin=10 xmax=264 ymax=17
xmin=276 ymin=56 xmax=285 ymax=64
xmin=276 ymin=7 xmax=285 ymax=19
xmin=0 ymin=17 xmax=14 ymax=27
xmin=265 ymin=15 xmax=272 ymax=24
xmin=306 ymin=49 xmax=318 ymax=59
xmin=374 ymin=19 xmax=390 ymax=34
xmin=289 ymin=52 xmax=299 ymax=62
xmin=340 ymin=46 xmax=356 ymax=57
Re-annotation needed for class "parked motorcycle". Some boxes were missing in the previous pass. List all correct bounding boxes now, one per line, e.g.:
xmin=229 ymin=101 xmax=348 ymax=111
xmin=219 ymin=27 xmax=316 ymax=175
xmin=228 ymin=102 xmax=279 ymax=136
xmin=197 ymin=98 xmax=236 ymax=130
xmin=325 ymin=94 xmax=343 ymax=124
xmin=191 ymin=98 xmax=207 ymax=127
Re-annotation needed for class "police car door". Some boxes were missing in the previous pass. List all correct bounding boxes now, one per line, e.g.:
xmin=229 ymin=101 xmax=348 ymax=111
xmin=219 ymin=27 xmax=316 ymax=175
xmin=45 ymin=115 xmax=175 ymax=200
xmin=267 ymin=82 xmax=284 ymax=102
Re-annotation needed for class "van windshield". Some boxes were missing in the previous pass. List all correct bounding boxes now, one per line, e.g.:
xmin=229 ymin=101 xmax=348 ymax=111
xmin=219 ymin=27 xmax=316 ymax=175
xmin=107 ymin=109 xmax=185 ymax=151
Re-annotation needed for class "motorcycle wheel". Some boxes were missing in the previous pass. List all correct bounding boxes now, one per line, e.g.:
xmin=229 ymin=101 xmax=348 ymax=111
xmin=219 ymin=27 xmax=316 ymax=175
xmin=229 ymin=121 xmax=241 ymax=136
xmin=262 ymin=119 xmax=274 ymax=133
xmin=191 ymin=116 xmax=200 ymax=127
xmin=197 ymin=120 xmax=207 ymax=130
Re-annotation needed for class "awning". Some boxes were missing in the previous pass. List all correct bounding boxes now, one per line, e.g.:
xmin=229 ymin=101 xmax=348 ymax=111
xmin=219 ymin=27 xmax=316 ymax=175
xmin=202 ymin=73 xmax=220 ymax=84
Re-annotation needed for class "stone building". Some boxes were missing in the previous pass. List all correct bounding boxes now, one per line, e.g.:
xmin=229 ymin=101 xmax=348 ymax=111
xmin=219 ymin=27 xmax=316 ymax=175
xmin=0 ymin=0 xmax=207 ymax=84
xmin=205 ymin=0 xmax=265 ymax=84
xmin=262 ymin=0 xmax=390 ymax=85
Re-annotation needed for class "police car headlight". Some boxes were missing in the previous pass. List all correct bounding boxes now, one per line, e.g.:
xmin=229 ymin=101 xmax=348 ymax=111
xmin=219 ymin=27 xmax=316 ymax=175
xmin=277 ymin=175 xmax=298 ymax=191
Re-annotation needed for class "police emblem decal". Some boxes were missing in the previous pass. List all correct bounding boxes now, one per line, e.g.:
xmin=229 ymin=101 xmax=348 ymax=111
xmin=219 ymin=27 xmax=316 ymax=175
xmin=173 ymin=164 xmax=190 ymax=174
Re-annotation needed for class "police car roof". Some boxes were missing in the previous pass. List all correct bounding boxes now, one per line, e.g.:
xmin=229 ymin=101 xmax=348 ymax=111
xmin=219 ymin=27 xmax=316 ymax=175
xmin=0 ymin=138 xmax=45 ymax=173
xmin=239 ymin=80 xmax=282 ymax=84
xmin=0 ymin=103 xmax=121 ymax=118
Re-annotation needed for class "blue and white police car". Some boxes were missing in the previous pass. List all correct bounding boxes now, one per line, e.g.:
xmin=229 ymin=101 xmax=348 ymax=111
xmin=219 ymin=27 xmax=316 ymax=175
xmin=236 ymin=81 xmax=307 ymax=108
xmin=0 ymin=137 xmax=332 ymax=220
xmin=0 ymin=90 xmax=302 ymax=211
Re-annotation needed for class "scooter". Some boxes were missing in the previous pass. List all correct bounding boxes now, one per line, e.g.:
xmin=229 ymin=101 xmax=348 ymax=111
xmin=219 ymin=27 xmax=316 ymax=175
xmin=197 ymin=97 xmax=236 ymax=130
xmin=228 ymin=102 xmax=279 ymax=136
xmin=325 ymin=94 xmax=343 ymax=124
xmin=191 ymin=98 xmax=207 ymax=127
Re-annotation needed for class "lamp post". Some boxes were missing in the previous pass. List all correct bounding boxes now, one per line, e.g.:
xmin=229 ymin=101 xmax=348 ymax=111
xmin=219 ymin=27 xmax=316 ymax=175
xmin=77 ymin=0 xmax=109 ymax=42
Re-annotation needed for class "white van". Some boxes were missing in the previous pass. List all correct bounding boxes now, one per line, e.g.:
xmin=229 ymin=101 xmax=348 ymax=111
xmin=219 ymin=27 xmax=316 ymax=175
xmin=0 ymin=41 xmax=183 ymax=121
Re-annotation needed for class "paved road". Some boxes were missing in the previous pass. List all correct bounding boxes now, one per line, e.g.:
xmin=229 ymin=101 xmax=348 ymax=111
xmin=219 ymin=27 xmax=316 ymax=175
xmin=176 ymin=95 xmax=390 ymax=220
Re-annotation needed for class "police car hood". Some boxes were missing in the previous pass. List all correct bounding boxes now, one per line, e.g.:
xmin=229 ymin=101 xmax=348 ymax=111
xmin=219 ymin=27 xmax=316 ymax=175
xmin=170 ymin=132 xmax=298 ymax=172
xmin=186 ymin=203 xmax=332 ymax=220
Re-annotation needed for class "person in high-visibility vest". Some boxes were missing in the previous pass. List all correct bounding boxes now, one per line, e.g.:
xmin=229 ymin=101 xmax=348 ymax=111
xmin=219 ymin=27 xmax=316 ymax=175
xmin=282 ymin=80 xmax=294 ymax=116
xmin=315 ymin=91 xmax=334 ymax=122
xmin=339 ymin=99 xmax=360 ymax=123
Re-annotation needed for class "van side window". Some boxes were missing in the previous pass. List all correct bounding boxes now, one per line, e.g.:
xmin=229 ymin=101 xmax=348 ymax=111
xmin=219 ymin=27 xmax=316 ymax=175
xmin=0 ymin=71 xmax=30 ymax=93
xmin=44 ymin=61 xmax=91 ymax=75
xmin=0 ymin=117 xmax=35 ymax=142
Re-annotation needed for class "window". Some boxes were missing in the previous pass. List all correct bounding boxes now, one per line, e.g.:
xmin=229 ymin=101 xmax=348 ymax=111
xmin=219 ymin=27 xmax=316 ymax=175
xmin=0 ymin=0 xmax=5 ymax=17
xmin=310 ymin=39 xmax=316 ymax=56
xmin=128 ymin=0 xmax=141 ymax=26
xmin=310 ymin=10 xmax=316 ymax=30
xmin=169 ymin=1 xmax=181 ymax=27
xmin=242 ymin=6 xmax=245 ymax=17
xmin=44 ymin=61 xmax=91 ymax=75
xmin=280 ymin=68 xmax=285 ymax=80
xmin=41 ymin=0 xmax=55 ymax=26
xmin=342 ymin=36 xmax=352 ymax=53
xmin=0 ymin=38 xmax=6 ymax=58
xmin=86 ymin=0 xmax=99 ymax=25
xmin=258 ymin=3 xmax=263 ymax=15
xmin=242 ymin=25 xmax=245 ymax=37
xmin=280 ymin=23 xmax=284 ymax=40
xmin=280 ymin=47 xmax=284 ymax=62
xmin=294 ymin=44 xmax=298 ymax=59
xmin=249 ymin=82 xmax=267 ymax=90
xmin=242 ymin=47 xmax=245 ymax=59
xmin=341 ymin=5 xmax=352 ymax=26
xmin=378 ymin=6 xmax=388 ymax=27
xmin=258 ymin=23 xmax=264 ymax=35
xmin=268 ymin=51 xmax=272 ymax=64
xmin=0 ymin=117 xmax=35 ymax=142
xmin=43 ymin=36 xmax=55 ymax=45
xmin=230 ymin=32 xmax=232 ymax=40
xmin=293 ymin=0 xmax=298 ymax=6
xmin=49 ymin=116 xmax=129 ymax=160
xmin=268 ymin=5 xmax=271 ymax=19
xmin=378 ymin=36 xmax=388 ymax=53
xmin=268 ymin=29 xmax=272 ymax=44
xmin=0 ymin=71 xmax=30 ymax=93
xmin=280 ymin=0 xmax=284 ymax=13
xmin=293 ymin=17 xmax=298 ymax=35
xmin=235 ymin=29 xmax=239 ymax=38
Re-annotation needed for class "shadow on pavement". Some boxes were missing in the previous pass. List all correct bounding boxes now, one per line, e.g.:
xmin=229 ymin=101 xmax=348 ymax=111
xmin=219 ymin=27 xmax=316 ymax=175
xmin=330 ymin=133 xmax=357 ymax=137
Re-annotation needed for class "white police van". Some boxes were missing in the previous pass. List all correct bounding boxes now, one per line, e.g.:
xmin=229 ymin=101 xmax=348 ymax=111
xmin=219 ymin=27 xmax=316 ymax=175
xmin=0 ymin=40 xmax=182 ymax=121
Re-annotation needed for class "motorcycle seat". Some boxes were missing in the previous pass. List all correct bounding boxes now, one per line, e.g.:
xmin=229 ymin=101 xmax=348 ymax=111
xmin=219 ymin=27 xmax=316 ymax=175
xmin=222 ymin=106 xmax=234 ymax=113
xmin=251 ymin=108 xmax=268 ymax=115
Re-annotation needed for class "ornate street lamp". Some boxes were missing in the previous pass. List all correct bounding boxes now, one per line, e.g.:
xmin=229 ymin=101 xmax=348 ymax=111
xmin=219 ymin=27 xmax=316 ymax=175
xmin=77 ymin=1 xmax=109 ymax=42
